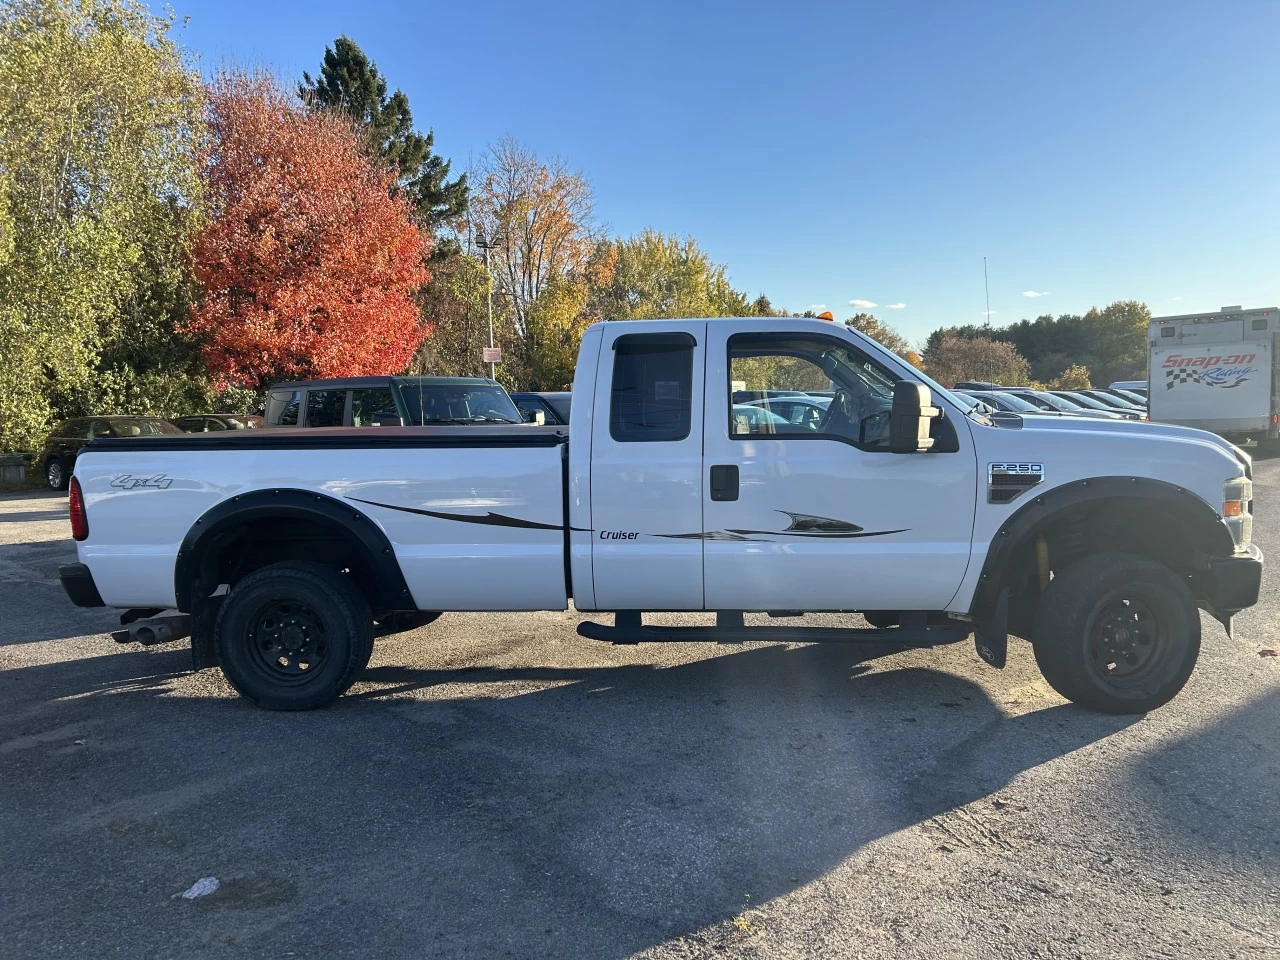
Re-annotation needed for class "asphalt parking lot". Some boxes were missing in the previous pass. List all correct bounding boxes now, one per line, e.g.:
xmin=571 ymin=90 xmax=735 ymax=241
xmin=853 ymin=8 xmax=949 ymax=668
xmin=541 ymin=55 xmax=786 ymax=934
xmin=2 ymin=464 xmax=1278 ymax=959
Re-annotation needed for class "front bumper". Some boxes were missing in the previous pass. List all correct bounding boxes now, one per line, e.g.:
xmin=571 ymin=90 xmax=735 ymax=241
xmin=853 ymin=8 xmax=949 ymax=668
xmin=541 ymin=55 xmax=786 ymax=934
xmin=1204 ymin=544 xmax=1263 ymax=616
xmin=59 ymin=562 xmax=105 ymax=608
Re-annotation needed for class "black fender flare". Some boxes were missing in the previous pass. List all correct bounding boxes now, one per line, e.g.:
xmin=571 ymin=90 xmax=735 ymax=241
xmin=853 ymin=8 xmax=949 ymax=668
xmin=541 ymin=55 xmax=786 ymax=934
xmin=968 ymin=475 xmax=1232 ymax=621
xmin=174 ymin=488 xmax=414 ymax=614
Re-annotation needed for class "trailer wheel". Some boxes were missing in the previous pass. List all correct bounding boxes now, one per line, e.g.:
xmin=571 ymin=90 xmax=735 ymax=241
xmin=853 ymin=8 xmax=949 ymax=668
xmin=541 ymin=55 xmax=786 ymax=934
xmin=214 ymin=562 xmax=374 ymax=711
xmin=1032 ymin=553 xmax=1199 ymax=714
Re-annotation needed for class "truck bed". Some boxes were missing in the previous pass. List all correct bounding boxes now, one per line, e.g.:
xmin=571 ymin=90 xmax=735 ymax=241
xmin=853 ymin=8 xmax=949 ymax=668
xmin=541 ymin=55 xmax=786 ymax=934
xmin=74 ymin=426 xmax=571 ymax=612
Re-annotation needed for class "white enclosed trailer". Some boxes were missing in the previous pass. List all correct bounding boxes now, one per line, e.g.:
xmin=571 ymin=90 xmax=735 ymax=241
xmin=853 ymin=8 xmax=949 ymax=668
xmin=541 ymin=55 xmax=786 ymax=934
xmin=1148 ymin=305 xmax=1279 ymax=442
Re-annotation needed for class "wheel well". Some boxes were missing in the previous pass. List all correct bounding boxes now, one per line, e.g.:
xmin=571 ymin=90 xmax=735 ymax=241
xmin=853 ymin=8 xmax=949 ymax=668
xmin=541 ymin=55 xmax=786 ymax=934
xmin=1001 ymin=499 xmax=1219 ymax=638
xmin=176 ymin=491 xmax=414 ymax=617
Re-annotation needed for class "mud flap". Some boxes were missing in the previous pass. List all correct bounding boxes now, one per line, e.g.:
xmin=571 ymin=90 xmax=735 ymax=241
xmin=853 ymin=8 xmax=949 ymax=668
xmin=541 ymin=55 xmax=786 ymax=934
xmin=974 ymin=589 xmax=1009 ymax=668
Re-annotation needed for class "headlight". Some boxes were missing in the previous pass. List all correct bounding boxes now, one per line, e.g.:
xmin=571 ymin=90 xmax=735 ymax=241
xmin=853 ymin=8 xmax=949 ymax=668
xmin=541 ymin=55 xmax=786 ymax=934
xmin=1223 ymin=477 xmax=1253 ymax=551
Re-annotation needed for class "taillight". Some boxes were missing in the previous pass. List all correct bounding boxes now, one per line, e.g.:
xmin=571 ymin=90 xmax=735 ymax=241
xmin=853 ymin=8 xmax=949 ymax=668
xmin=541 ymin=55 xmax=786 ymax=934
xmin=69 ymin=477 xmax=88 ymax=541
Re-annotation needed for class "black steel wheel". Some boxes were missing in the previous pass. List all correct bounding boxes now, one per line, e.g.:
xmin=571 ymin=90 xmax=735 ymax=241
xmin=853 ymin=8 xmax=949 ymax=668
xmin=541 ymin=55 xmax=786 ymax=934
xmin=214 ymin=562 xmax=373 ymax=710
xmin=1033 ymin=553 xmax=1199 ymax=714
xmin=245 ymin=600 xmax=331 ymax=683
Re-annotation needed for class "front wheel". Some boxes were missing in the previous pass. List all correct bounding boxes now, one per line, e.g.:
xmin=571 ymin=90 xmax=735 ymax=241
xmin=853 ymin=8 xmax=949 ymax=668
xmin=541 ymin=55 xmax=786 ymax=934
xmin=214 ymin=562 xmax=374 ymax=710
xmin=1032 ymin=553 xmax=1200 ymax=714
xmin=45 ymin=458 xmax=68 ymax=491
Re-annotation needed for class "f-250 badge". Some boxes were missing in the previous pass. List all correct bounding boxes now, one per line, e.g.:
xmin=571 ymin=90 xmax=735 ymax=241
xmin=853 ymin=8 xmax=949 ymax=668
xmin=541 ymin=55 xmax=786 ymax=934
xmin=111 ymin=474 xmax=174 ymax=490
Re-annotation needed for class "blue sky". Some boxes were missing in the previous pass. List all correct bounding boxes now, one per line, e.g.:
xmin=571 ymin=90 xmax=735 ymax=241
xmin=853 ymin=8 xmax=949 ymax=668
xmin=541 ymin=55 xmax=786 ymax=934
xmin=166 ymin=0 xmax=1280 ymax=343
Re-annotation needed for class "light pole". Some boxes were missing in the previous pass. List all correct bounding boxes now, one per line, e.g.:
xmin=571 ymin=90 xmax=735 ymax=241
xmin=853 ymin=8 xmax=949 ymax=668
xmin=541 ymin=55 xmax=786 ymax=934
xmin=475 ymin=226 xmax=504 ymax=381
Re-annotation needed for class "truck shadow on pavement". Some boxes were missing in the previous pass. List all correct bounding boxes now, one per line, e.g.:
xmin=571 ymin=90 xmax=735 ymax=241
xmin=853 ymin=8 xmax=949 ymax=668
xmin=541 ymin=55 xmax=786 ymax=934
xmin=0 ymin=638 xmax=1145 ymax=959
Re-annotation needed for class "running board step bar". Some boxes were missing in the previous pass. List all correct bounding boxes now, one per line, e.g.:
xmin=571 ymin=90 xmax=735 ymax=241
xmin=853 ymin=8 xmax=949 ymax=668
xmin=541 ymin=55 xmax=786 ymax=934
xmin=577 ymin=610 xmax=971 ymax=646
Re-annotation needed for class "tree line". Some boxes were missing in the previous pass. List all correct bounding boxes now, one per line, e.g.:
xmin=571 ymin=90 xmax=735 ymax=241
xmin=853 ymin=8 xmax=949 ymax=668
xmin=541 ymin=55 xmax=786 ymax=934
xmin=0 ymin=0 xmax=1149 ymax=452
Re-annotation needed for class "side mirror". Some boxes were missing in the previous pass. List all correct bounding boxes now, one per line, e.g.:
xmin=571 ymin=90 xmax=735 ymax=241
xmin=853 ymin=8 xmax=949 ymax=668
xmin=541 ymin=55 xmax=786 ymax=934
xmin=889 ymin=381 xmax=940 ymax=453
xmin=523 ymin=409 xmax=546 ymax=425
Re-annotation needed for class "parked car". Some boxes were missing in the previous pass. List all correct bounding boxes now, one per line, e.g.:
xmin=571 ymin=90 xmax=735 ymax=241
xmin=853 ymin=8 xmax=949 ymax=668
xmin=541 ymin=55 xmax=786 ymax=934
xmin=730 ymin=404 xmax=791 ymax=434
xmin=730 ymin=389 xmax=810 ymax=404
xmin=996 ymin=389 xmax=1128 ymax=421
xmin=1099 ymin=387 xmax=1149 ymax=406
xmin=955 ymin=390 xmax=1069 ymax=417
xmin=1078 ymin=389 xmax=1146 ymax=413
xmin=510 ymin=392 xmax=572 ymax=425
xmin=40 ymin=416 xmax=183 ymax=490
xmin=264 ymin=377 xmax=524 ymax=428
xmin=64 ymin=315 xmax=1260 ymax=716
xmin=1109 ymin=380 xmax=1148 ymax=399
xmin=953 ymin=380 xmax=1009 ymax=391
xmin=742 ymin=394 xmax=830 ymax=430
xmin=173 ymin=415 xmax=264 ymax=433
xmin=1051 ymin=390 xmax=1145 ymax=421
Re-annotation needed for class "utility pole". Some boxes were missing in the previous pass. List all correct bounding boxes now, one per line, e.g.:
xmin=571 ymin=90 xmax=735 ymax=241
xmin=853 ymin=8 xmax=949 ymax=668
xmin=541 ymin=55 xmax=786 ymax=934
xmin=475 ymin=226 xmax=504 ymax=380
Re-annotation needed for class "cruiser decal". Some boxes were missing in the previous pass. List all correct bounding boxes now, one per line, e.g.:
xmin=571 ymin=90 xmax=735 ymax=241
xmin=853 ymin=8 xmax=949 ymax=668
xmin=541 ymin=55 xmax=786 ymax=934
xmin=350 ymin=500 xmax=904 ymax=541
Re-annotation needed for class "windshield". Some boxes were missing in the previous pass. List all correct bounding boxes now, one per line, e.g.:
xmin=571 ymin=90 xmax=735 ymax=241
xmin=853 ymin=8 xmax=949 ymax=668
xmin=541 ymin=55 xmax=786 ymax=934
xmin=977 ymin=391 xmax=1040 ymax=413
xmin=841 ymin=328 xmax=978 ymax=415
xmin=1058 ymin=391 xmax=1113 ymax=411
xmin=397 ymin=381 xmax=522 ymax=424
xmin=1021 ymin=391 xmax=1080 ymax=412
xmin=1089 ymin=391 xmax=1142 ymax=409
xmin=109 ymin=418 xmax=183 ymax=436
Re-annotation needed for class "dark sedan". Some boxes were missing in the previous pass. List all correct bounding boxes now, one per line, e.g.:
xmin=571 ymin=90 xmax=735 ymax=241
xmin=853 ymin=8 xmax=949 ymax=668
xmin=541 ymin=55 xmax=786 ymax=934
xmin=40 ymin=417 xmax=183 ymax=490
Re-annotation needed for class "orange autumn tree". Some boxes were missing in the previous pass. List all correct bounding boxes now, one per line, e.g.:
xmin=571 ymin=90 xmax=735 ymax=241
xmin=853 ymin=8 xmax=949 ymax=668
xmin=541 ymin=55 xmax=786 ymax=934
xmin=187 ymin=70 xmax=430 ymax=390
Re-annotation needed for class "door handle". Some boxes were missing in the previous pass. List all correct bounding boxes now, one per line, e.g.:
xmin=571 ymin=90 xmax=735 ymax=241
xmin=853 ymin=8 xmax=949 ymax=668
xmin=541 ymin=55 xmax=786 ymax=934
xmin=709 ymin=464 xmax=739 ymax=501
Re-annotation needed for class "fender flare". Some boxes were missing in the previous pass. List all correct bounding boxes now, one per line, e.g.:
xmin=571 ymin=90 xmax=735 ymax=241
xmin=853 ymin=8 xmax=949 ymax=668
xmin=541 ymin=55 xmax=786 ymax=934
xmin=174 ymin=488 xmax=414 ymax=614
xmin=968 ymin=476 xmax=1232 ymax=620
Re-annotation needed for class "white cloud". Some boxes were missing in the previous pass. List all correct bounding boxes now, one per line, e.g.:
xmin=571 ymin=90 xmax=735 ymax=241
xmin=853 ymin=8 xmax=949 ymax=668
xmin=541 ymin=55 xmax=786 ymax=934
xmin=849 ymin=298 xmax=877 ymax=309
xmin=1022 ymin=290 xmax=1049 ymax=298
xmin=1167 ymin=296 xmax=1183 ymax=302
xmin=982 ymin=310 xmax=997 ymax=317
xmin=886 ymin=302 xmax=906 ymax=310
xmin=808 ymin=304 xmax=827 ymax=311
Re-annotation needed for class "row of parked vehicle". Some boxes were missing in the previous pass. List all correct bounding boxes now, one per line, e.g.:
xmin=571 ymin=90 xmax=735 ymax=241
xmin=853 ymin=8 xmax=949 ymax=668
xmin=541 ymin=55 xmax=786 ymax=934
xmin=951 ymin=381 xmax=1150 ymax=422
xmin=38 ymin=377 xmax=572 ymax=490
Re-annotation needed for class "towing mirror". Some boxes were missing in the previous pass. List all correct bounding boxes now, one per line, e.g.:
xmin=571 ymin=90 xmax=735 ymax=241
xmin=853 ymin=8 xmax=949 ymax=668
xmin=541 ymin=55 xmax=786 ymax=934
xmin=522 ymin=409 xmax=546 ymax=425
xmin=889 ymin=381 xmax=940 ymax=453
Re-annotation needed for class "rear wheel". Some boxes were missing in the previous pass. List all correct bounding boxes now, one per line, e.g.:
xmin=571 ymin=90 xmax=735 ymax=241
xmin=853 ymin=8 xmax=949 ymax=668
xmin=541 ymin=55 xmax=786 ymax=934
xmin=45 ymin=458 xmax=68 ymax=491
xmin=214 ymin=562 xmax=373 ymax=710
xmin=1032 ymin=553 xmax=1199 ymax=714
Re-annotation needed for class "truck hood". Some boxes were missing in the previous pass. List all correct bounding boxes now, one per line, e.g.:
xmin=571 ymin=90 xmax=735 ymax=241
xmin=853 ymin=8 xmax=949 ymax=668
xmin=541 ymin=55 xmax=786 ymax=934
xmin=976 ymin=412 xmax=1249 ymax=510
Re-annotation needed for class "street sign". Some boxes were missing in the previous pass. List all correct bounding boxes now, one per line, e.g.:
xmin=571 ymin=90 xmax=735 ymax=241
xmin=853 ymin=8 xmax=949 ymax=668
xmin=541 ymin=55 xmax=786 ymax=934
xmin=482 ymin=347 xmax=502 ymax=364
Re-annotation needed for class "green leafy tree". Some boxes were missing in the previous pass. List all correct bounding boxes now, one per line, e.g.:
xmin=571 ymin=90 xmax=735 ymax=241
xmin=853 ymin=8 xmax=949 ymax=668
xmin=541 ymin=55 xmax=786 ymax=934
xmin=0 ymin=0 xmax=204 ymax=451
xmin=589 ymin=229 xmax=750 ymax=320
xmin=301 ymin=36 xmax=468 ymax=245
xmin=922 ymin=335 xmax=1031 ymax=387
xmin=1047 ymin=363 xmax=1092 ymax=390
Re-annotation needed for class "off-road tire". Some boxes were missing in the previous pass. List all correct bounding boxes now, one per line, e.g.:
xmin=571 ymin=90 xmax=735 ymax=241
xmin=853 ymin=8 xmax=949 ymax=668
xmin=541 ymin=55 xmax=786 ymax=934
xmin=214 ymin=562 xmax=374 ymax=711
xmin=1032 ymin=552 xmax=1199 ymax=714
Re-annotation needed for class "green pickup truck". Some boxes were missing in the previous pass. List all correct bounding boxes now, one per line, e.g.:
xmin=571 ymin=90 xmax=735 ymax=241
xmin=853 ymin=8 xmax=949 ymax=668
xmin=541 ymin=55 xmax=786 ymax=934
xmin=264 ymin=376 xmax=527 ymax=427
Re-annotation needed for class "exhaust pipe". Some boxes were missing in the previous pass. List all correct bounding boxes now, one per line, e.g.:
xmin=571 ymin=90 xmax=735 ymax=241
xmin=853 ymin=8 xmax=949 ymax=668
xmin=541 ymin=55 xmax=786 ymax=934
xmin=111 ymin=614 xmax=191 ymax=646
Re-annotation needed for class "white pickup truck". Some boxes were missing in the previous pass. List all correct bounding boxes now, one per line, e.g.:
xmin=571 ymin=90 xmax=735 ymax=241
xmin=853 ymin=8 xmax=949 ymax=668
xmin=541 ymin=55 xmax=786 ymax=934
xmin=60 ymin=317 xmax=1262 ymax=714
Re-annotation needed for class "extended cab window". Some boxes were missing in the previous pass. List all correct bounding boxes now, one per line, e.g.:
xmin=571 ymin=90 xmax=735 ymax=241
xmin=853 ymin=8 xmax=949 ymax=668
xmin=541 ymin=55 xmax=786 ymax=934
xmin=610 ymin=333 xmax=694 ymax=442
xmin=728 ymin=333 xmax=904 ymax=449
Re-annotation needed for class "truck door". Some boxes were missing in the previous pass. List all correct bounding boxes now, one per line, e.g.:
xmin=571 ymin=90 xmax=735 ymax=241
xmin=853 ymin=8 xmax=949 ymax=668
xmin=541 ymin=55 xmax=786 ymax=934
xmin=700 ymin=321 xmax=977 ymax=612
xmin=589 ymin=322 xmax=707 ymax=610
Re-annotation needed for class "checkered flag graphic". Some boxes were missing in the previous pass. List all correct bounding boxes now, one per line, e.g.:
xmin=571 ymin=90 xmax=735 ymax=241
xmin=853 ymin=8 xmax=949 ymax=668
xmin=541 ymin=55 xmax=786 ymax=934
xmin=1165 ymin=368 xmax=1202 ymax=389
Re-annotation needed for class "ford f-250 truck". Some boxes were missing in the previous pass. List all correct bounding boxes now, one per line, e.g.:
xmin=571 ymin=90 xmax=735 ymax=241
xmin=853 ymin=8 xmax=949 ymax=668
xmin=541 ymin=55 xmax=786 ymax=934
xmin=59 ymin=317 xmax=1262 ymax=714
